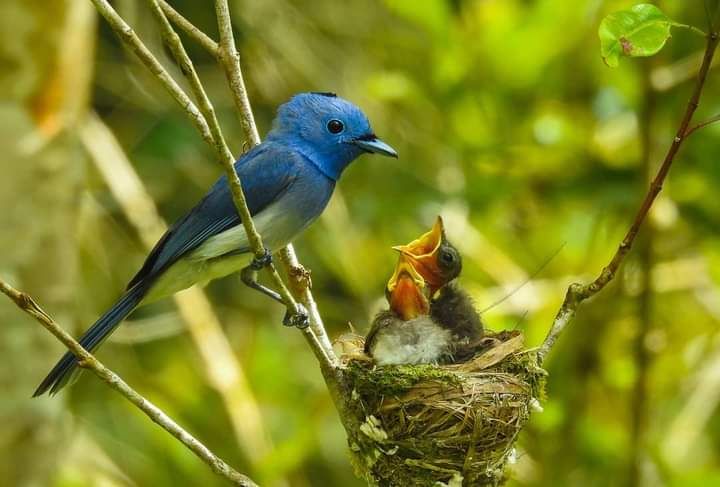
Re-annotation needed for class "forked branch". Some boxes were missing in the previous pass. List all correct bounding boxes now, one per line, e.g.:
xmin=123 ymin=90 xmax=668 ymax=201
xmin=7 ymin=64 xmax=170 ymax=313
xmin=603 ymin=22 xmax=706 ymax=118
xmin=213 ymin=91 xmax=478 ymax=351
xmin=90 ymin=0 xmax=334 ymax=364
xmin=538 ymin=31 xmax=720 ymax=362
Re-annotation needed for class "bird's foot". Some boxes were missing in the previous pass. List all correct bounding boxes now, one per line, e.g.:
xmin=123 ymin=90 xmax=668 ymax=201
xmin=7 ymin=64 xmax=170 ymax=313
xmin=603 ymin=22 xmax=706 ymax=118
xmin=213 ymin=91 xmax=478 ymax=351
xmin=249 ymin=248 xmax=273 ymax=270
xmin=283 ymin=303 xmax=309 ymax=329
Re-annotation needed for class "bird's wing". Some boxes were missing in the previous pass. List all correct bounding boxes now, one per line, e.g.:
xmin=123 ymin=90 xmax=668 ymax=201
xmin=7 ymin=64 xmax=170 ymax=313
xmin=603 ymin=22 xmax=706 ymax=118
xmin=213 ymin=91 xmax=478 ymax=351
xmin=127 ymin=143 xmax=300 ymax=288
xmin=364 ymin=310 xmax=398 ymax=353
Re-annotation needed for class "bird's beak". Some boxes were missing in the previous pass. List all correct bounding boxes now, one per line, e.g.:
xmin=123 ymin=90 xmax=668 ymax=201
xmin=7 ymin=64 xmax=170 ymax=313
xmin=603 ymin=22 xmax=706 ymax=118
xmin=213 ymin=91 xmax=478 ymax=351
xmin=387 ymin=255 xmax=426 ymax=293
xmin=386 ymin=255 xmax=429 ymax=320
xmin=350 ymin=134 xmax=398 ymax=158
xmin=392 ymin=216 xmax=446 ymax=291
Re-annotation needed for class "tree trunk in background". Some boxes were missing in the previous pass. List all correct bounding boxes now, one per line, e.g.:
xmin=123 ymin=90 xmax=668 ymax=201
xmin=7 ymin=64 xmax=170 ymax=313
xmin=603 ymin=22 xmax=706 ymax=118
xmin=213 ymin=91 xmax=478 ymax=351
xmin=0 ymin=1 xmax=94 ymax=484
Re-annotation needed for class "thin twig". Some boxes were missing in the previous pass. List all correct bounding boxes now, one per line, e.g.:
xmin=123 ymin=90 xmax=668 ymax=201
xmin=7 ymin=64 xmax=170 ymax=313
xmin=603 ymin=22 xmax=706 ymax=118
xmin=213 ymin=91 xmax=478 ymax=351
xmin=0 ymin=279 xmax=257 ymax=487
xmin=149 ymin=0 xmax=305 ymax=320
xmin=149 ymin=0 xmax=233 ymax=164
xmin=209 ymin=0 xmax=305 ymax=319
xmin=93 ymin=0 xmax=338 ymax=390
xmin=213 ymin=0 xmax=261 ymax=145
xmin=80 ymin=112 xmax=277 ymax=470
xmin=211 ymin=0 xmax=338 ymax=365
xmin=147 ymin=1 xmax=274 ymax=265
xmin=479 ymin=242 xmax=566 ymax=314
xmin=94 ymin=0 xmax=301 ymax=324
xmin=538 ymin=32 xmax=720 ymax=363
xmin=89 ymin=0 xmax=214 ymax=150
xmin=158 ymin=0 xmax=219 ymax=57
xmin=685 ymin=113 xmax=720 ymax=136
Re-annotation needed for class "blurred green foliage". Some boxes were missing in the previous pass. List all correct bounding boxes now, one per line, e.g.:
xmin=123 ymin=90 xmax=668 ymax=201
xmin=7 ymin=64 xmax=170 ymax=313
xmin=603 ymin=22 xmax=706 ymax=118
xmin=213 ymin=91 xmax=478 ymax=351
xmin=3 ymin=0 xmax=720 ymax=486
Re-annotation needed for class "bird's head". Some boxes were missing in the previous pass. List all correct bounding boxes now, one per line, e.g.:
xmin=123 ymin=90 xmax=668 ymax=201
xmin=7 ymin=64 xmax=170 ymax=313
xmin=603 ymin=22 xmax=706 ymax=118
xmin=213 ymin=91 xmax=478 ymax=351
xmin=385 ymin=254 xmax=430 ymax=320
xmin=393 ymin=216 xmax=462 ymax=296
xmin=267 ymin=92 xmax=397 ymax=180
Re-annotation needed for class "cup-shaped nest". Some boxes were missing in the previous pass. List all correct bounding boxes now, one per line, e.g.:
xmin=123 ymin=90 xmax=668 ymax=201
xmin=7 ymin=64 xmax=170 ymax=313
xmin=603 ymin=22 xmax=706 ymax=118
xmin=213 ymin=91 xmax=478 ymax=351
xmin=338 ymin=332 xmax=546 ymax=486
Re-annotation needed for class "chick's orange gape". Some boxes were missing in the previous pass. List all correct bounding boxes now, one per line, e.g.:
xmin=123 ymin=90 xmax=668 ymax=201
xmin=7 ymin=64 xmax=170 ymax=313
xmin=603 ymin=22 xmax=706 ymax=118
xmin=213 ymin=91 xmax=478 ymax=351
xmin=386 ymin=256 xmax=429 ymax=320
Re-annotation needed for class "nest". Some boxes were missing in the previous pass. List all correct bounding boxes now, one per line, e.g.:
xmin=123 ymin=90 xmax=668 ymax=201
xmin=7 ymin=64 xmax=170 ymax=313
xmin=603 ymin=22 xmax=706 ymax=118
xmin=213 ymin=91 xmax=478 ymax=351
xmin=336 ymin=332 xmax=546 ymax=486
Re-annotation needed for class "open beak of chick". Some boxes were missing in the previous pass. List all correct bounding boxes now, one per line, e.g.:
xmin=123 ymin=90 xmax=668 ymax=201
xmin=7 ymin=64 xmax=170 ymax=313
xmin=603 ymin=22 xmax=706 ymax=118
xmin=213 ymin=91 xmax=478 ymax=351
xmin=392 ymin=216 xmax=447 ymax=295
xmin=386 ymin=255 xmax=429 ymax=321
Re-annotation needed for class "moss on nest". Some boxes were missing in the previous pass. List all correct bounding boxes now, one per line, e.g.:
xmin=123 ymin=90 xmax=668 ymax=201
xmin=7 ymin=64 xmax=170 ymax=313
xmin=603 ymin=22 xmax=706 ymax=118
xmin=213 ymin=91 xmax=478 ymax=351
xmin=338 ymin=332 xmax=546 ymax=486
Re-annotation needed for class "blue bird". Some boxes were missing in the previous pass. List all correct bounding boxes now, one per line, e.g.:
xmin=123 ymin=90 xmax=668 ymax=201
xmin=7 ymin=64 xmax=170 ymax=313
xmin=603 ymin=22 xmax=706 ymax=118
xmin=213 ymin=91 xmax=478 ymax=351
xmin=34 ymin=92 xmax=397 ymax=396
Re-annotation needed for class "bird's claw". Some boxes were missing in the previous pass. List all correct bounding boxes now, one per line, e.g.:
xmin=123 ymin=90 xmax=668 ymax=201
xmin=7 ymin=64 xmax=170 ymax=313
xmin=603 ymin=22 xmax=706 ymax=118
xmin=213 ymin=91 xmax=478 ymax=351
xmin=249 ymin=248 xmax=273 ymax=270
xmin=283 ymin=303 xmax=309 ymax=329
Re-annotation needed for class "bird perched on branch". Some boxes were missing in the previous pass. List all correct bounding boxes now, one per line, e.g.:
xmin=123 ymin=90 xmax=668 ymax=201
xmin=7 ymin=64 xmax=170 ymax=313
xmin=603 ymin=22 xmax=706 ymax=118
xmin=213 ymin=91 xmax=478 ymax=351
xmin=365 ymin=217 xmax=483 ymax=365
xmin=35 ymin=92 xmax=397 ymax=396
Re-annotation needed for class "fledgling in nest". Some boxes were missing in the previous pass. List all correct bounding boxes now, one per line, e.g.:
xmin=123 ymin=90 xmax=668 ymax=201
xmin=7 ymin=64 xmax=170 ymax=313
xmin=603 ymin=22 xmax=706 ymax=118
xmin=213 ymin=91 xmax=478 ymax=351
xmin=365 ymin=216 xmax=484 ymax=365
xmin=334 ymin=217 xmax=545 ymax=485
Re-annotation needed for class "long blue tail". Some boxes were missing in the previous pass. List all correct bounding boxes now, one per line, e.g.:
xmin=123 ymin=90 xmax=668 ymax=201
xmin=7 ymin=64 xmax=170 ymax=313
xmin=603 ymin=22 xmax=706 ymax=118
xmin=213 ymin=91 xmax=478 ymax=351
xmin=33 ymin=282 xmax=151 ymax=396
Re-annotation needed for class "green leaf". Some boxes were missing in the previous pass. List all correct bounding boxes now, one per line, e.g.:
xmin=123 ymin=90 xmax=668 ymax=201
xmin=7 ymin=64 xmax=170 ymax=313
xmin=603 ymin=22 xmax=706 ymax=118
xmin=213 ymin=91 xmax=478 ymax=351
xmin=598 ymin=4 xmax=673 ymax=67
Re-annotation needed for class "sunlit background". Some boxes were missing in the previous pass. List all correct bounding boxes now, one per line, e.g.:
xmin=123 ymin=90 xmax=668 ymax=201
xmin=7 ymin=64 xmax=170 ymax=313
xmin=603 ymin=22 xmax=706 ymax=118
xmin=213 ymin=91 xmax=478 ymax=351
xmin=2 ymin=0 xmax=720 ymax=485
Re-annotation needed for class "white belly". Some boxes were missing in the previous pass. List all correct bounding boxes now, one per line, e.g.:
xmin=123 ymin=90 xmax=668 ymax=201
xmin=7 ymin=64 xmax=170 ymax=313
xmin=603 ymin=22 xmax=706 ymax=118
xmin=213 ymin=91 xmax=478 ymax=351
xmin=144 ymin=251 xmax=251 ymax=303
xmin=145 ymin=201 xmax=304 ymax=303
xmin=370 ymin=317 xmax=453 ymax=366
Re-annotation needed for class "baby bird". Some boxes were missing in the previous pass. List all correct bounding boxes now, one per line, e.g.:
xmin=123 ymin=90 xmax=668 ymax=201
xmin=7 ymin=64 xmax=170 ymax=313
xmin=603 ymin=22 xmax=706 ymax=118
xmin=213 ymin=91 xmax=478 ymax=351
xmin=364 ymin=254 xmax=453 ymax=366
xmin=394 ymin=217 xmax=483 ymax=353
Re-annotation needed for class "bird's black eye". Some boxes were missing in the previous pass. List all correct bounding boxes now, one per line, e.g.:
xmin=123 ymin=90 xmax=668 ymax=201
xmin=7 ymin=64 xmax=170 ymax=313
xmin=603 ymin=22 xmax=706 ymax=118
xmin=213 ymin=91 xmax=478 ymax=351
xmin=327 ymin=119 xmax=344 ymax=134
xmin=439 ymin=249 xmax=456 ymax=267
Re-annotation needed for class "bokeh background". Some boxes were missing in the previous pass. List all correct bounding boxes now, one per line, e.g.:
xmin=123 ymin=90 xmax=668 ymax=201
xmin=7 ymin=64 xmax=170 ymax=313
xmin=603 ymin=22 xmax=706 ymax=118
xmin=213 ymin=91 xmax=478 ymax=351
xmin=2 ymin=0 xmax=720 ymax=485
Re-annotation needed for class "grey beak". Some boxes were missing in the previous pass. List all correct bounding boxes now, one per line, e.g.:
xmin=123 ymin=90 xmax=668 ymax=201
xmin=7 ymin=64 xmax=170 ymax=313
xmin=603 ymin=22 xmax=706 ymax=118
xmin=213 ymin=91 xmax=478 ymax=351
xmin=350 ymin=135 xmax=398 ymax=158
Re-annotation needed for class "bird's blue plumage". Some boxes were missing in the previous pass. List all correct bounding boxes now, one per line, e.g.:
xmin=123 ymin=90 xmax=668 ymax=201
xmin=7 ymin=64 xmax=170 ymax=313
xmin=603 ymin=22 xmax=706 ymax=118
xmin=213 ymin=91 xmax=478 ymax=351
xmin=34 ymin=92 xmax=397 ymax=396
xmin=127 ymin=143 xmax=299 ymax=289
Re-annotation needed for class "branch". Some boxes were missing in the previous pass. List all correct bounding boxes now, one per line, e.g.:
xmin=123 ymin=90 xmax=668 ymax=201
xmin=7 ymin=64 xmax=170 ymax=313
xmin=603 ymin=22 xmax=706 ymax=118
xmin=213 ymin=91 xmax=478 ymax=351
xmin=213 ymin=0 xmax=261 ymax=146
xmin=89 ymin=0 xmax=214 ymax=150
xmin=278 ymin=247 xmax=337 ymax=365
xmin=92 ymin=0 xmax=303 ymax=326
xmin=157 ymin=0 xmax=307 ymax=323
xmin=210 ymin=0 xmax=338 ymax=365
xmin=92 ymin=0 xmax=338 ymax=390
xmin=538 ymin=32 xmax=720 ymax=363
xmin=685 ymin=113 xmax=720 ymax=136
xmin=80 ymin=112 xmax=278 ymax=469
xmin=0 ymin=279 xmax=257 ymax=487
xmin=158 ymin=0 xmax=219 ymax=58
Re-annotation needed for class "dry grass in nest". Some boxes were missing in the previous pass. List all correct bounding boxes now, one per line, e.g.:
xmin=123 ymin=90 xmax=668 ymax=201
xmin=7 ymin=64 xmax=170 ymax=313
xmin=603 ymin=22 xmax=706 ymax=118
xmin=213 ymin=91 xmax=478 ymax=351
xmin=337 ymin=331 xmax=546 ymax=486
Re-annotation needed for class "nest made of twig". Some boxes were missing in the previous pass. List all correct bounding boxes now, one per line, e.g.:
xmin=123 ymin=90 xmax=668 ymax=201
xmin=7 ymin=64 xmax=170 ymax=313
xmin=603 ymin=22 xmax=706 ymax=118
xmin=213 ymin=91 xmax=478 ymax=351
xmin=336 ymin=331 xmax=546 ymax=486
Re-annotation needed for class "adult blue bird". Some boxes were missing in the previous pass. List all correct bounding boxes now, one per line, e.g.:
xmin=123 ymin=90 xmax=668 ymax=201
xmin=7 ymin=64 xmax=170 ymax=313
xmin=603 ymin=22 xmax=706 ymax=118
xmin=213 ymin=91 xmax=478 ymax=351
xmin=34 ymin=92 xmax=397 ymax=396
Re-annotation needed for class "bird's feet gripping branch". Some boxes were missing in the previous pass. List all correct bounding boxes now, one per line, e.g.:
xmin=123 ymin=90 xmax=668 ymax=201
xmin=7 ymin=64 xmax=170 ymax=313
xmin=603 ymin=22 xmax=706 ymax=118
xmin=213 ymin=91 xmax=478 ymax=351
xmin=240 ymin=247 xmax=309 ymax=329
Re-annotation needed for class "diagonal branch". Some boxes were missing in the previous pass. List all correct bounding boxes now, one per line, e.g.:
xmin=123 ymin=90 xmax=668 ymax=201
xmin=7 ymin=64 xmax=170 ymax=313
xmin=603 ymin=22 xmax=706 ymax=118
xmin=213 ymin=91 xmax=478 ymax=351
xmin=213 ymin=0 xmax=261 ymax=146
xmin=0 ymin=278 xmax=257 ymax=487
xmin=538 ymin=32 xmax=720 ymax=363
xmin=92 ymin=0 xmax=337 ymax=374
xmin=93 ymin=0 xmax=307 ymax=338
xmin=80 ymin=112 xmax=278 ymax=471
xmin=148 ymin=0 xmax=233 ymax=166
xmin=163 ymin=1 xmax=328 ymax=350
xmin=685 ymin=112 xmax=720 ymax=136
xmin=211 ymin=0 xmax=337 ymax=364
xmin=158 ymin=0 xmax=219 ymax=58
xmin=147 ymin=0 xmax=300 ymax=314
xmin=89 ymin=0 xmax=214 ymax=149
